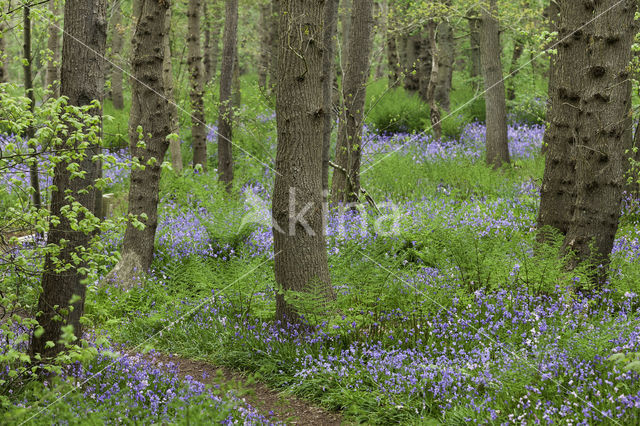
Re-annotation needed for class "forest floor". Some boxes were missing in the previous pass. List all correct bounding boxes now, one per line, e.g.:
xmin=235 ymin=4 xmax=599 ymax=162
xmin=140 ymin=351 xmax=344 ymax=425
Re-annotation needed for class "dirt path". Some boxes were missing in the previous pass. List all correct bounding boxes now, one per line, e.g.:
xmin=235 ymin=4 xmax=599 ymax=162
xmin=147 ymin=352 xmax=344 ymax=425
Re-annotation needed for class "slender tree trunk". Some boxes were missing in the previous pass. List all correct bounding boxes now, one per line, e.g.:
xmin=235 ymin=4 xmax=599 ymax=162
xmin=338 ymin=0 xmax=352 ymax=77
xmin=258 ymin=2 xmax=271 ymax=90
xmin=560 ymin=0 xmax=637 ymax=277
xmin=109 ymin=0 xmax=124 ymax=109
xmin=23 ymin=3 xmax=41 ymax=211
xmin=188 ymin=0 xmax=207 ymax=170
xmin=31 ymin=0 xmax=107 ymax=359
xmin=434 ymin=11 xmax=454 ymax=112
xmin=203 ymin=0 xmax=213 ymax=83
xmin=273 ymin=0 xmax=334 ymax=324
xmin=402 ymin=31 xmax=422 ymax=94
xmin=217 ymin=0 xmax=238 ymax=190
xmin=417 ymin=29 xmax=432 ymax=103
xmin=232 ymin=53 xmax=241 ymax=108
xmin=467 ymin=12 xmax=481 ymax=91
xmin=164 ymin=6 xmax=183 ymax=174
xmin=208 ymin=1 xmax=222 ymax=83
xmin=114 ymin=0 xmax=172 ymax=285
xmin=331 ymin=0 xmax=373 ymax=205
xmin=426 ymin=21 xmax=441 ymax=141
xmin=386 ymin=10 xmax=400 ymax=85
xmin=322 ymin=0 xmax=339 ymax=202
xmin=537 ymin=1 xmax=579 ymax=239
xmin=45 ymin=0 xmax=60 ymax=96
xmin=479 ymin=0 xmax=509 ymax=168
xmin=506 ymin=37 xmax=524 ymax=101
xmin=373 ymin=0 xmax=386 ymax=79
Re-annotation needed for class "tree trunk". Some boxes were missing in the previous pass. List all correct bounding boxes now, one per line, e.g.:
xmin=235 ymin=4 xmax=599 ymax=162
xmin=31 ymin=0 xmax=107 ymax=359
xmin=273 ymin=0 xmax=334 ymax=324
xmin=232 ymin=53 xmax=241 ymax=108
xmin=417 ymin=29 xmax=432 ymax=103
xmin=401 ymin=31 xmax=422 ymax=94
xmin=386 ymin=11 xmax=400 ymax=85
xmin=188 ymin=0 xmax=207 ymax=170
xmin=203 ymin=0 xmax=213 ymax=83
xmin=217 ymin=0 xmax=238 ymax=191
xmin=425 ymin=21 xmax=441 ymax=141
xmin=322 ymin=0 xmax=339 ymax=202
xmin=331 ymin=0 xmax=373 ymax=205
xmin=537 ymin=1 xmax=580 ymax=240
xmin=164 ymin=6 xmax=183 ymax=174
xmin=109 ymin=0 xmax=124 ymax=109
xmin=467 ymin=12 xmax=481 ymax=91
xmin=207 ymin=1 xmax=223 ymax=83
xmin=479 ymin=0 xmax=509 ymax=168
xmin=114 ymin=0 xmax=172 ymax=285
xmin=338 ymin=0 xmax=352 ymax=77
xmin=258 ymin=2 xmax=271 ymax=90
xmin=23 ymin=3 xmax=41 ymax=212
xmin=506 ymin=37 xmax=524 ymax=101
xmin=45 ymin=0 xmax=60 ymax=97
xmin=434 ymin=12 xmax=454 ymax=112
xmin=560 ymin=0 xmax=636 ymax=277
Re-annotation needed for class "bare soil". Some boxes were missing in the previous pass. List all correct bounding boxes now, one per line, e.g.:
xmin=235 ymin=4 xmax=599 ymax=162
xmin=145 ymin=352 xmax=345 ymax=425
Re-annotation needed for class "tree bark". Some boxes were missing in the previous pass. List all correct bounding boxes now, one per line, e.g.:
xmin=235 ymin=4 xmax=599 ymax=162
xmin=188 ymin=0 xmax=207 ymax=170
xmin=467 ymin=12 xmax=481 ymax=91
xmin=207 ymin=0 xmax=223 ymax=83
xmin=164 ymin=6 xmax=183 ymax=174
xmin=45 ymin=0 xmax=60 ymax=97
xmin=506 ymin=37 xmax=524 ymax=101
xmin=203 ymin=0 xmax=213 ymax=83
xmin=109 ymin=0 xmax=124 ymax=109
xmin=115 ymin=0 xmax=172 ymax=284
xmin=479 ymin=0 xmax=509 ymax=168
xmin=560 ymin=0 xmax=637 ymax=277
xmin=425 ymin=21 xmax=441 ymax=141
xmin=537 ymin=1 xmax=580 ymax=239
xmin=401 ymin=31 xmax=423 ymax=94
xmin=217 ymin=0 xmax=238 ymax=191
xmin=322 ymin=0 xmax=339 ymax=202
xmin=434 ymin=13 xmax=454 ymax=112
xmin=331 ymin=0 xmax=374 ymax=205
xmin=273 ymin=0 xmax=334 ymax=324
xmin=31 ymin=0 xmax=107 ymax=359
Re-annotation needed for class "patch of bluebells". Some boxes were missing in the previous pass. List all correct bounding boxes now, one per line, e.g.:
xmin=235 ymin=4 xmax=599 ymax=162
xmin=0 ymin=133 xmax=131 ymax=196
xmin=145 ymin=282 xmax=640 ymax=423
xmin=360 ymin=121 xmax=545 ymax=166
xmin=3 ymin=334 xmax=278 ymax=424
